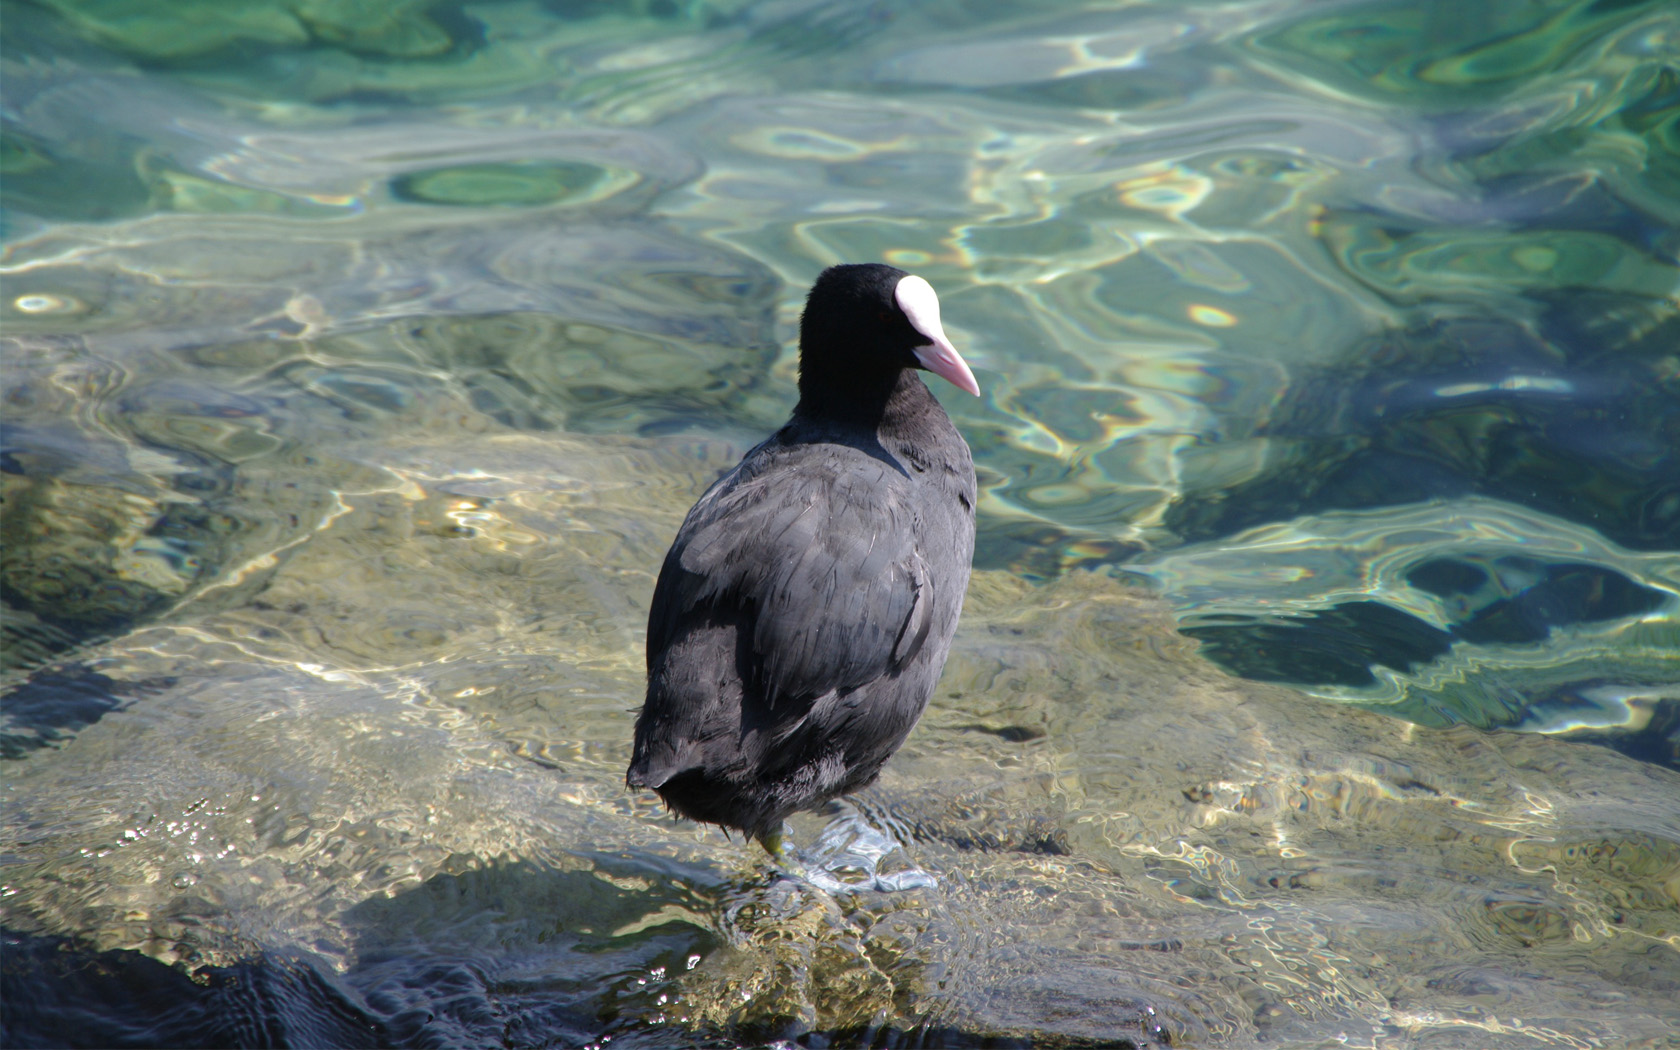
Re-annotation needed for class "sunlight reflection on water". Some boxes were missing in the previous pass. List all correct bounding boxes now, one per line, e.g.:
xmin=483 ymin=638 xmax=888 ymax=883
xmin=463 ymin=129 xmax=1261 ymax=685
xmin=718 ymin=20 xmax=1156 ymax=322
xmin=3 ymin=0 xmax=1679 ymax=1045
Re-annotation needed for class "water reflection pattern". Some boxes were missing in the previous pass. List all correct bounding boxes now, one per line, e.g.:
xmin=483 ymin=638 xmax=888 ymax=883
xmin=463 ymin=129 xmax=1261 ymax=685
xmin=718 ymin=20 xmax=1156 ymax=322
xmin=3 ymin=0 xmax=1679 ymax=1046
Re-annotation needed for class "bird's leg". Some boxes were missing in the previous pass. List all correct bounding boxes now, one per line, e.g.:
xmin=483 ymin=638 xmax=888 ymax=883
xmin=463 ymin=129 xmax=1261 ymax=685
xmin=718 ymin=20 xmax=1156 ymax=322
xmin=758 ymin=823 xmax=837 ymax=890
xmin=757 ymin=825 xmax=788 ymax=860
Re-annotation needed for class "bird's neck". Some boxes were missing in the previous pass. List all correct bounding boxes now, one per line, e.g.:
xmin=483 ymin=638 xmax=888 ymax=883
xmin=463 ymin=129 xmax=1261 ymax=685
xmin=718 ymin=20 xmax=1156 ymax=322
xmin=794 ymin=364 xmax=937 ymax=433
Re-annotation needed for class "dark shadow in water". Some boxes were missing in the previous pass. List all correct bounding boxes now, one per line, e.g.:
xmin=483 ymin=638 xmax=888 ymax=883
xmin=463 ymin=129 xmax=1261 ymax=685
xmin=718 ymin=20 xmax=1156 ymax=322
xmin=1178 ymin=600 xmax=1453 ymax=688
xmin=0 ymin=929 xmax=385 ymax=1049
xmin=1175 ymin=555 xmax=1674 ymax=761
xmin=1176 ymin=565 xmax=1676 ymax=766
xmin=1176 ymin=554 xmax=1669 ymax=708
xmin=774 ymin=1027 xmax=1155 ymax=1049
xmin=3 ymin=849 xmax=1171 ymax=1048
xmin=1522 ymin=685 xmax=1680 ymax=770
xmin=0 ymin=412 xmax=239 ymax=676
xmin=1598 ymin=697 xmax=1680 ymax=769
xmin=1408 ymin=556 xmax=1669 ymax=645
xmin=2 ymin=855 xmax=701 ymax=1049
xmin=1165 ymin=302 xmax=1680 ymax=552
xmin=339 ymin=852 xmax=722 ymax=1048
xmin=0 ymin=665 xmax=171 ymax=760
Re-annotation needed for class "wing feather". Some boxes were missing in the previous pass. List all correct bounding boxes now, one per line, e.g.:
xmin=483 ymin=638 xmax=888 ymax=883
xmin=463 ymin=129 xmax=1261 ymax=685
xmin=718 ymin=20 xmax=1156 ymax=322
xmin=646 ymin=442 xmax=927 ymax=712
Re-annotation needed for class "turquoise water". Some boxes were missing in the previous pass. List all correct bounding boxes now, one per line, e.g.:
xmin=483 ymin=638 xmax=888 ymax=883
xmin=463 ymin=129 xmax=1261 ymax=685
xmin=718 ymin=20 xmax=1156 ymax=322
xmin=3 ymin=0 xmax=1678 ymax=1046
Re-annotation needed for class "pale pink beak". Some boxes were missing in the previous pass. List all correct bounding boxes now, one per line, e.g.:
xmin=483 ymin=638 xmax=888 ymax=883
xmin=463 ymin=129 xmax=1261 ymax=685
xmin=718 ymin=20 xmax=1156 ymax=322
xmin=895 ymin=274 xmax=981 ymax=396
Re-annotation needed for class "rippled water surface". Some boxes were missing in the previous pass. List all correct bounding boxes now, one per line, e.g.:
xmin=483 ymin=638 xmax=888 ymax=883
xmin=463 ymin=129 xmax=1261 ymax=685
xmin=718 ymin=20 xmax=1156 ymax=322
xmin=4 ymin=0 xmax=1679 ymax=1046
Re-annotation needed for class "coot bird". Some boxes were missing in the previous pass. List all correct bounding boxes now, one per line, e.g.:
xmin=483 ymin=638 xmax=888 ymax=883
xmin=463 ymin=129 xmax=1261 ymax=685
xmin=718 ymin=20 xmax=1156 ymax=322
xmin=628 ymin=263 xmax=979 ymax=855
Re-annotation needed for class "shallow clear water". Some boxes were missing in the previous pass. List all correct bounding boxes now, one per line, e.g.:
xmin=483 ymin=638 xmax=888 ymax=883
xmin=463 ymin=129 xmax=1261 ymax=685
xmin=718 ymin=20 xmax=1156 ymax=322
xmin=3 ymin=0 xmax=1678 ymax=1046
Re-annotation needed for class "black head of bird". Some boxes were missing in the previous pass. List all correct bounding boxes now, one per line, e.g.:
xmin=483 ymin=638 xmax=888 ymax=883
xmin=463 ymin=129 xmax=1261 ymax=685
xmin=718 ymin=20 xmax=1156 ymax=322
xmin=795 ymin=262 xmax=980 ymax=417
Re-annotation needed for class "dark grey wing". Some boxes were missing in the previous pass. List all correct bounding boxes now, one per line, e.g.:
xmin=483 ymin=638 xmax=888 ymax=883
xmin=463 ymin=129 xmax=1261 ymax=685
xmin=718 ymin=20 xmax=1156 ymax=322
xmin=647 ymin=450 xmax=928 ymax=708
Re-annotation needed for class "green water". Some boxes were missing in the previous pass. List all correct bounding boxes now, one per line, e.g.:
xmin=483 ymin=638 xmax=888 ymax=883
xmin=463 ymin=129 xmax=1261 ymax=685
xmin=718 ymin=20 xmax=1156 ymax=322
xmin=3 ymin=0 xmax=1678 ymax=1045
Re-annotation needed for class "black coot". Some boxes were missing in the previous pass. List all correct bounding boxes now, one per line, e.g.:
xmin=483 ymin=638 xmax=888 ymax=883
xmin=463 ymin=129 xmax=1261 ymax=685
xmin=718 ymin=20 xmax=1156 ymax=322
xmin=627 ymin=263 xmax=980 ymax=849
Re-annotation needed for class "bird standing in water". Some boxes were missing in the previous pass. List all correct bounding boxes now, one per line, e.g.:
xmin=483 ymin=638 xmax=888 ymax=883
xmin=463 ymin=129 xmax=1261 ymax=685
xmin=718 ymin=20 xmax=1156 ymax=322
xmin=627 ymin=263 xmax=979 ymax=868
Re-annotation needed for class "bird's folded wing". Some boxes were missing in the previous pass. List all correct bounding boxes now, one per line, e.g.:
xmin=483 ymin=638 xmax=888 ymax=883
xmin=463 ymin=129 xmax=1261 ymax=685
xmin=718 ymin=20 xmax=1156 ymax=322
xmin=647 ymin=458 xmax=928 ymax=709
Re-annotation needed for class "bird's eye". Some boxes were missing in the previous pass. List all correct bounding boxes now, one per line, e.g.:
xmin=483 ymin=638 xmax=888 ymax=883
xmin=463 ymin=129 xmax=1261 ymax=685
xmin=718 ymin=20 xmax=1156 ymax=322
xmin=878 ymin=309 xmax=895 ymax=324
